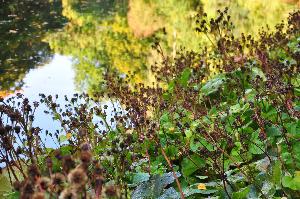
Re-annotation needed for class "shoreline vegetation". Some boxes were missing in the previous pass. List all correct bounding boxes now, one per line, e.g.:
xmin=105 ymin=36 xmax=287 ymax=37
xmin=0 ymin=2 xmax=300 ymax=199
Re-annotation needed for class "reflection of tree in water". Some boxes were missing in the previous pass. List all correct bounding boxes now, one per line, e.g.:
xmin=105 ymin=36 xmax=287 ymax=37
xmin=71 ymin=0 xmax=127 ymax=17
xmin=202 ymin=0 xmax=298 ymax=36
xmin=47 ymin=0 xmax=204 ymax=95
xmin=47 ymin=0 xmax=154 ymax=94
xmin=0 ymin=0 xmax=65 ymax=92
xmin=47 ymin=0 xmax=297 ymax=95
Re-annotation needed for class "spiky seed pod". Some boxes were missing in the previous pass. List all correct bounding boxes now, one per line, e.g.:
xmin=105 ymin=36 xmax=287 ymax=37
xmin=80 ymin=150 xmax=92 ymax=164
xmin=80 ymin=142 xmax=90 ymax=151
xmin=53 ymin=149 xmax=62 ymax=160
xmin=59 ymin=188 xmax=78 ymax=199
xmin=27 ymin=164 xmax=41 ymax=182
xmin=46 ymin=157 xmax=53 ymax=170
xmin=78 ymin=128 xmax=88 ymax=137
xmin=50 ymin=173 xmax=65 ymax=193
xmin=105 ymin=185 xmax=117 ymax=197
xmin=62 ymin=155 xmax=75 ymax=173
xmin=39 ymin=177 xmax=50 ymax=190
xmin=67 ymin=168 xmax=88 ymax=189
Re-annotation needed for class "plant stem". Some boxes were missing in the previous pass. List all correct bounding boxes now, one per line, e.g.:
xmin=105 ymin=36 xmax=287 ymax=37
xmin=160 ymin=147 xmax=185 ymax=199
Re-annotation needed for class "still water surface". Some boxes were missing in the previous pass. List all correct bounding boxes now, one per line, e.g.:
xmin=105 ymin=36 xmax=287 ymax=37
xmin=0 ymin=0 xmax=298 ymax=144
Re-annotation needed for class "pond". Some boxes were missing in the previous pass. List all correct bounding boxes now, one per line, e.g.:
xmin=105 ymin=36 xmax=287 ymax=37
xmin=0 ymin=0 xmax=298 ymax=144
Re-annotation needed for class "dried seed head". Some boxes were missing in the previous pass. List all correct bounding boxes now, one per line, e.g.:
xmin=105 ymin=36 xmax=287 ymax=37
xmin=46 ymin=157 xmax=53 ymax=169
xmin=53 ymin=149 xmax=62 ymax=160
xmin=50 ymin=173 xmax=65 ymax=193
xmin=105 ymin=185 xmax=117 ymax=197
xmin=51 ymin=173 xmax=65 ymax=186
xmin=67 ymin=168 xmax=88 ymax=188
xmin=28 ymin=164 xmax=41 ymax=182
xmin=39 ymin=177 xmax=50 ymax=190
xmin=59 ymin=188 xmax=78 ymax=199
xmin=78 ymin=128 xmax=88 ymax=137
xmin=80 ymin=142 xmax=90 ymax=151
xmin=62 ymin=155 xmax=75 ymax=173
xmin=80 ymin=151 xmax=92 ymax=164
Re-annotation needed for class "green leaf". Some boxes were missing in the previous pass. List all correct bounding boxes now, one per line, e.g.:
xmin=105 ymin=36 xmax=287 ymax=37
xmin=288 ymin=37 xmax=300 ymax=53
xmin=229 ymin=103 xmax=249 ymax=114
xmin=0 ymin=175 xmax=11 ymax=197
xmin=285 ymin=121 xmax=300 ymax=138
xmin=60 ymin=145 xmax=73 ymax=155
xmin=281 ymin=152 xmax=293 ymax=166
xmin=201 ymin=74 xmax=225 ymax=96
xmin=165 ymin=145 xmax=178 ymax=158
xmin=232 ymin=187 xmax=250 ymax=199
xmin=179 ymin=68 xmax=191 ymax=87
xmin=162 ymin=92 xmax=171 ymax=100
xmin=249 ymin=131 xmax=264 ymax=155
xmin=132 ymin=173 xmax=150 ymax=185
xmin=190 ymin=137 xmax=202 ymax=152
xmin=167 ymin=80 xmax=175 ymax=93
xmin=181 ymin=154 xmax=205 ymax=177
xmin=185 ymin=129 xmax=193 ymax=139
xmin=160 ymin=113 xmax=170 ymax=125
xmin=53 ymin=112 xmax=61 ymax=120
xmin=183 ymin=188 xmax=217 ymax=197
xmin=266 ymin=125 xmax=281 ymax=137
xmin=292 ymin=142 xmax=300 ymax=168
xmin=157 ymin=187 xmax=180 ymax=199
xmin=199 ymin=137 xmax=215 ymax=152
xmin=272 ymin=161 xmax=281 ymax=188
xmin=196 ymin=175 xmax=208 ymax=180
xmin=58 ymin=135 xmax=67 ymax=143
xmin=3 ymin=191 xmax=20 ymax=199
xmin=251 ymin=67 xmax=266 ymax=81
xmin=153 ymin=172 xmax=182 ymax=197
xmin=244 ymin=89 xmax=256 ymax=101
xmin=282 ymin=175 xmax=300 ymax=190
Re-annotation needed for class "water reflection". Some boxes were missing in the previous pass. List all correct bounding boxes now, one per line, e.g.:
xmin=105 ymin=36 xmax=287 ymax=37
xmin=47 ymin=0 xmax=153 ymax=94
xmin=22 ymin=55 xmax=75 ymax=147
xmin=0 ymin=0 xmax=65 ymax=93
xmin=22 ymin=55 xmax=75 ymax=98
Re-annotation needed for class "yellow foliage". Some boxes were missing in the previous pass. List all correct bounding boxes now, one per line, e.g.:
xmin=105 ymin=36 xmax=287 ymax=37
xmin=202 ymin=0 xmax=297 ymax=36
xmin=66 ymin=132 xmax=72 ymax=140
xmin=127 ymin=0 xmax=164 ymax=38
